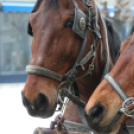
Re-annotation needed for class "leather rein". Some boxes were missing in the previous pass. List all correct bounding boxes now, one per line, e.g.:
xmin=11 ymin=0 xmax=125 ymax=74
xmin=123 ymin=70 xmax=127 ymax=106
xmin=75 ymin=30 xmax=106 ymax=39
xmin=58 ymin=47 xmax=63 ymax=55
xmin=26 ymin=0 xmax=103 ymax=109
xmin=105 ymin=74 xmax=134 ymax=119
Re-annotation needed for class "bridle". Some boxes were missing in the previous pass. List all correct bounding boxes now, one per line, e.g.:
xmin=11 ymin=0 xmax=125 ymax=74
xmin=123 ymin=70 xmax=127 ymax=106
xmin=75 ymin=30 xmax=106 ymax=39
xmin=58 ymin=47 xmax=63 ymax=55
xmin=26 ymin=0 xmax=103 ymax=108
xmin=105 ymin=73 xmax=134 ymax=119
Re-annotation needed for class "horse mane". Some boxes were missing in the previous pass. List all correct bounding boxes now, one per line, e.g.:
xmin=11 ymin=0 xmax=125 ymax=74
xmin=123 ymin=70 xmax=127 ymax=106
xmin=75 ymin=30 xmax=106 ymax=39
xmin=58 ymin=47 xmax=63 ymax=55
xmin=31 ymin=0 xmax=58 ymax=13
xmin=129 ymin=19 xmax=134 ymax=36
xmin=31 ymin=0 xmax=43 ymax=13
xmin=104 ymin=18 xmax=121 ymax=63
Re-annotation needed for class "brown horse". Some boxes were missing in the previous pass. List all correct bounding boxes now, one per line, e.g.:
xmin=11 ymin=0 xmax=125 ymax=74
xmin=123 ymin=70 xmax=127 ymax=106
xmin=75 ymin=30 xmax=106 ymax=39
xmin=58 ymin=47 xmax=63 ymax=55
xmin=21 ymin=0 xmax=123 ymax=133
xmin=85 ymin=23 xmax=134 ymax=134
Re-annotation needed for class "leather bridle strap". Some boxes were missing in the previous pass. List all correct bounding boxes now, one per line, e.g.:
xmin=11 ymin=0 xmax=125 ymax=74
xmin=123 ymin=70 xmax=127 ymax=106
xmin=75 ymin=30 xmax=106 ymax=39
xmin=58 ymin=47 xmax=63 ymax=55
xmin=79 ymin=0 xmax=92 ymax=6
xmin=104 ymin=73 xmax=128 ymax=101
xmin=65 ymin=30 xmax=88 ymax=84
xmin=105 ymin=73 xmax=134 ymax=121
xmin=26 ymin=65 xmax=64 ymax=82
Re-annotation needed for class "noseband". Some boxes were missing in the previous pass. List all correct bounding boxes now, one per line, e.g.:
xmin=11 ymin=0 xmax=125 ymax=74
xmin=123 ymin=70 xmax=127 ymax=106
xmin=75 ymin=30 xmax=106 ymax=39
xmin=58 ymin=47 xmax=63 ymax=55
xmin=105 ymin=74 xmax=134 ymax=119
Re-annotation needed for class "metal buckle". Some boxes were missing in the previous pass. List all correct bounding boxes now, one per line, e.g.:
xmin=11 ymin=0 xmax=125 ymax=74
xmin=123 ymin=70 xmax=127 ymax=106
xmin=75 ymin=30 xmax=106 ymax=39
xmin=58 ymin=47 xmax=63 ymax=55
xmin=79 ymin=17 xmax=86 ymax=31
xmin=88 ymin=64 xmax=94 ymax=75
xmin=120 ymin=97 xmax=134 ymax=118
xmin=88 ymin=50 xmax=95 ymax=75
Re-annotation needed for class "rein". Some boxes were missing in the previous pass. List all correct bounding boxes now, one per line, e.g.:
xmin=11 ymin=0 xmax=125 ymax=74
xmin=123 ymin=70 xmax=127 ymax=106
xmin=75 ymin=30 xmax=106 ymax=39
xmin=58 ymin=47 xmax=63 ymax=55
xmin=105 ymin=74 xmax=134 ymax=119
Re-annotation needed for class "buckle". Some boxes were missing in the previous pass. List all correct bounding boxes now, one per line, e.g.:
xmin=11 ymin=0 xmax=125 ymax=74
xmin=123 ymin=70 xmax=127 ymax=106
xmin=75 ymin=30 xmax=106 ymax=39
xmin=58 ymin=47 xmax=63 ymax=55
xmin=120 ymin=97 xmax=134 ymax=118
xmin=88 ymin=56 xmax=95 ymax=75
xmin=85 ymin=0 xmax=92 ymax=7
xmin=88 ymin=64 xmax=94 ymax=75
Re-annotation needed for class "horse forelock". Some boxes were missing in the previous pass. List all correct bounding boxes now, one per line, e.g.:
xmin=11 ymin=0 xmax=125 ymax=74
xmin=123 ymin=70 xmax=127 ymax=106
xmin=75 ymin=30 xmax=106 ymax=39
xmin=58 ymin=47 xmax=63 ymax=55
xmin=47 ymin=0 xmax=58 ymax=9
xmin=31 ymin=0 xmax=43 ymax=13
xmin=31 ymin=0 xmax=58 ymax=13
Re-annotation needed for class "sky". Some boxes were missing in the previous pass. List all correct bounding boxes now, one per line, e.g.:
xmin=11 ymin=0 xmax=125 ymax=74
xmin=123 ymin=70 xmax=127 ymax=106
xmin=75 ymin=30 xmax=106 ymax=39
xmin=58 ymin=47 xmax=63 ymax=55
xmin=0 ymin=83 xmax=60 ymax=134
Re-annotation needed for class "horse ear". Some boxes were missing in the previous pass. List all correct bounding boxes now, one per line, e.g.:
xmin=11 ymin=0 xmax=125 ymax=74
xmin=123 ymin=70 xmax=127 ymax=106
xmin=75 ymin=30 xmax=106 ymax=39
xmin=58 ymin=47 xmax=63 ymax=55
xmin=27 ymin=22 xmax=33 ymax=37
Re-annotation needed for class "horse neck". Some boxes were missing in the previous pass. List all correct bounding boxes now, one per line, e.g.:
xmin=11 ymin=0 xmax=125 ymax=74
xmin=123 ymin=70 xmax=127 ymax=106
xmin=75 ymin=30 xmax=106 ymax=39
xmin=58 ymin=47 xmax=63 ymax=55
xmin=76 ymin=11 xmax=113 ymax=102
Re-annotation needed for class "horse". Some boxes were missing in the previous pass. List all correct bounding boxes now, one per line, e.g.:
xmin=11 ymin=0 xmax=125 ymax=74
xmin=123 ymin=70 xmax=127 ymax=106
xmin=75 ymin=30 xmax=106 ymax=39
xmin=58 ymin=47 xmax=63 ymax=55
xmin=85 ymin=22 xmax=134 ymax=134
xmin=21 ymin=0 xmax=124 ymax=133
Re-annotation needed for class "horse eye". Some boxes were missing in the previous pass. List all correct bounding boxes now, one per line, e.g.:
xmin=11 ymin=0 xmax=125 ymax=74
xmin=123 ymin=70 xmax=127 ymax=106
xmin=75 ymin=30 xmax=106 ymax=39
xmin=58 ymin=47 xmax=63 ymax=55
xmin=64 ymin=19 xmax=74 ymax=28
xmin=27 ymin=22 xmax=33 ymax=37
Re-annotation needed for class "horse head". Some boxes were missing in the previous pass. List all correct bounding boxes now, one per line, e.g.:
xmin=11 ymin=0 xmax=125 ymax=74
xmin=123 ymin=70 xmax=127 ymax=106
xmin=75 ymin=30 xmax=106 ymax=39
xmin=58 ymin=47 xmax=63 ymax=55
xmin=22 ymin=0 xmax=99 ymax=118
xmin=85 ymin=24 xmax=134 ymax=134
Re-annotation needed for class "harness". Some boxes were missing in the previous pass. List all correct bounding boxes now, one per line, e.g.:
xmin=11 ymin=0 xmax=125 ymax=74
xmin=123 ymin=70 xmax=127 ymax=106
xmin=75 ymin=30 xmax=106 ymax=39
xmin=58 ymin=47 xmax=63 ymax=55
xmin=26 ymin=0 xmax=110 ymax=133
xmin=105 ymin=74 xmax=134 ymax=120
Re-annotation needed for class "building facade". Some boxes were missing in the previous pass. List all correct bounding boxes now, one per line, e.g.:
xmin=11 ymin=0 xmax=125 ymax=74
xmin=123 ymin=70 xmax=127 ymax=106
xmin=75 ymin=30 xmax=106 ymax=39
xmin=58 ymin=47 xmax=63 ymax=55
xmin=0 ymin=0 xmax=34 ymax=83
xmin=0 ymin=0 xmax=133 ymax=83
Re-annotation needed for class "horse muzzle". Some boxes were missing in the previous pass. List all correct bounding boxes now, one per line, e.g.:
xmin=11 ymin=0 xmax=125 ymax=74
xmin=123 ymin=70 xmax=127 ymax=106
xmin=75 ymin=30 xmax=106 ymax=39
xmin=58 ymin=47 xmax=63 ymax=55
xmin=85 ymin=103 xmax=107 ymax=132
xmin=22 ymin=92 xmax=56 ymax=118
xmin=85 ymin=103 xmax=124 ymax=133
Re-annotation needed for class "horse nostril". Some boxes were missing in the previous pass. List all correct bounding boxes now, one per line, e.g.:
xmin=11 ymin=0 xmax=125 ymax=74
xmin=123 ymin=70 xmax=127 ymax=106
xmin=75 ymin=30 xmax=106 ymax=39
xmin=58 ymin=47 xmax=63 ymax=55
xmin=22 ymin=92 xmax=32 ymax=109
xmin=86 ymin=103 xmax=106 ymax=125
xmin=22 ymin=92 xmax=49 ymax=112
xmin=91 ymin=107 xmax=103 ymax=118
xmin=34 ymin=93 xmax=49 ymax=111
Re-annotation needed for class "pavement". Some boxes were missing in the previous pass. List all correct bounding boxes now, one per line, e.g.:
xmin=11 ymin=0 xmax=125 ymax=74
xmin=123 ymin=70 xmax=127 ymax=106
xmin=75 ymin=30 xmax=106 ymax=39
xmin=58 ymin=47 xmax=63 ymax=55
xmin=0 ymin=83 xmax=133 ymax=134
xmin=0 ymin=83 xmax=59 ymax=134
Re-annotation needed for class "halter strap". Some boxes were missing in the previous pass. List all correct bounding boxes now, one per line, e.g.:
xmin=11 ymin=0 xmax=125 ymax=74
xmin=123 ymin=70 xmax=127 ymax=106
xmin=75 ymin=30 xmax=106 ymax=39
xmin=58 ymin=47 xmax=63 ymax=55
xmin=105 ymin=73 xmax=134 ymax=120
xmin=80 ymin=0 xmax=92 ymax=6
xmin=101 ymin=17 xmax=110 ymax=80
xmin=26 ymin=65 xmax=64 ymax=82
xmin=105 ymin=74 xmax=128 ymax=101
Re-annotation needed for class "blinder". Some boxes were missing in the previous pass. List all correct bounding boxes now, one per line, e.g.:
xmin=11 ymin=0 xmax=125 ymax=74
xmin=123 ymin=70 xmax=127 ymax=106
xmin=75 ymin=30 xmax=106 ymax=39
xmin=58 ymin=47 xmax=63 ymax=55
xmin=72 ymin=0 xmax=88 ymax=38
xmin=72 ymin=0 xmax=101 ymax=39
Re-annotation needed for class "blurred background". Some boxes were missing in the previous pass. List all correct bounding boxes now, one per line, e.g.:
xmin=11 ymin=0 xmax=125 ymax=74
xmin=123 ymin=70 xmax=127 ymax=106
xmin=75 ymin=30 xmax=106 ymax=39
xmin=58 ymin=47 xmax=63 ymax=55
xmin=0 ymin=0 xmax=134 ymax=134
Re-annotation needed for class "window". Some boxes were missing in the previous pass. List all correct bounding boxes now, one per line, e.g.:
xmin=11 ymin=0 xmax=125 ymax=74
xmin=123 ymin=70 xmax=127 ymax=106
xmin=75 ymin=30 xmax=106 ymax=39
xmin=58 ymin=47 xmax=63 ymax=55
xmin=0 ymin=12 xmax=32 ymax=75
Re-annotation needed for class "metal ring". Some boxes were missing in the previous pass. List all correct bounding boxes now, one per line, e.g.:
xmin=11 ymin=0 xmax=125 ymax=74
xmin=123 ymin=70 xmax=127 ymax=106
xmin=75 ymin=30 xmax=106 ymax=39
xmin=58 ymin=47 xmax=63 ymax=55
xmin=121 ymin=97 xmax=134 ymax=118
